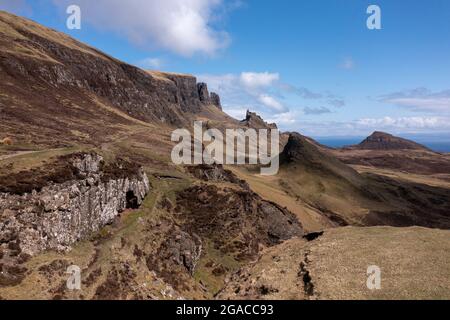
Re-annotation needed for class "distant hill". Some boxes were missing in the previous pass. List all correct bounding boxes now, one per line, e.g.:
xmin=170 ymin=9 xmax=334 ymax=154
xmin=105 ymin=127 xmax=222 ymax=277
xmin=276 ymin=132 xmax=450 ymax=229
xmin=280 ymin=132 xmax=363 ymax=186
xmin=350 ymin=131 xmax=430 ymax=151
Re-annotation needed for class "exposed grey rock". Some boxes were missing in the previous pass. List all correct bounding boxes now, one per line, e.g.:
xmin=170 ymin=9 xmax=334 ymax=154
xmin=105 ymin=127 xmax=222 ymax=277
xmin=197 ymin=82 xmax=210 ymax=104
xmin=210 ymin=92 xmax=222 ymax=110
xmin=166 ymin=230 xmax=202 ymax=275
xmin=0 ymin=154 xmax=150 ymax=256
xmin=241 ymin=110 xmax=278 ymax=129
xmin=186 ymin=164 xmax=249 ymax=189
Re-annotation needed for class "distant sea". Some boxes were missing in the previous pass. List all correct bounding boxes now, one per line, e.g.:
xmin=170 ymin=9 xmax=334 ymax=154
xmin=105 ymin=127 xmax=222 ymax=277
xmin=314 ymin=137 xmax=450 ymax=153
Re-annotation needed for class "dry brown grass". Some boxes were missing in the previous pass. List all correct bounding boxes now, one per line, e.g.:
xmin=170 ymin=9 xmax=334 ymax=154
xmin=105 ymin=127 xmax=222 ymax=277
xmin=0 ymin=10 xmax=111 ymax=62
xmin=220 ymin=226 xmax=450 ymax=300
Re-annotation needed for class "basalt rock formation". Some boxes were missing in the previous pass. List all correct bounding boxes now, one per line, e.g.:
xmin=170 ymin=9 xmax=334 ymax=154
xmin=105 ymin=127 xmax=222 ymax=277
xmin=240 ymin=111 xmax=278 ymax=130
xmin=197 ymin=82 xmax=222 ymax=110
xmin=210 ymin=92 xmax=222 ymax=110
xmin=0 ymin=153 xmax=150 ymax=257
xmin=175 ymin=184 xmax=304 ymax=261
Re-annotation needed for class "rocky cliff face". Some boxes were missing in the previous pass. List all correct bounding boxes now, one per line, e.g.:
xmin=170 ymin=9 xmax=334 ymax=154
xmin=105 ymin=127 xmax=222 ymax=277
xmin=0 ymin=11 xmax=223 ymax=132
xmin=197 ymin=82 xmax=222 ymax=110
xmin=0 ymin=153 xmax=150 ymax=257
xmin=210 ymin=92 xmax=222 ymax=110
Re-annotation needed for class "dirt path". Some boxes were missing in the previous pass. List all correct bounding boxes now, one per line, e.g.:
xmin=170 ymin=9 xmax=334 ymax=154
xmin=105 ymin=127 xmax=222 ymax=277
xmin=0 ymin=150 xmax=39 ymax=161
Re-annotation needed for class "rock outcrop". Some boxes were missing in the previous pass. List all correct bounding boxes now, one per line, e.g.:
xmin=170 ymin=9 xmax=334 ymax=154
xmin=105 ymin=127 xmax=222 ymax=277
xmin=197 ymin=82 xmax=222 ymax=110
xmin=175 ymin=183 xmax=304 ymax=261
xmin=0 ymin=153 xmax=150 ymax=257
xmin=186 ymin=164 xmax=248 ymax=188
xmin=240 ymin=110 xmax=277 ymax=130
xmin=197 ymin=82 xmax=210 ymax=103
xmin=210 ymin=92 xmax=222 ymax=110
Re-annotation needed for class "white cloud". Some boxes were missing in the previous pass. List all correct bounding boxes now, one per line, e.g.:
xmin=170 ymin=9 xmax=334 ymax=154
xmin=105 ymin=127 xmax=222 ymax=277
xmin=198 ymin=71 xmax=348 ymax=127
xmin=278 ymin=83 xmax=323 ymax=100
xmin=379 ymin=88 xmax=450 ymax=113
xmin=240 ymin=72 xmax=279 ymax=90
xmin=355 ymin=116 xmax=448 ymax=129
xmin=272 ymin=115 xmax=450 ymax=137
xmin=266 ymin=111 xmax=298 ymax=126
xmin=223 ymin=107 xmax=248 ymax=120
xmin=198 ymin=72 xmax=287 ymax=115
xmin=257 ymin=94 xmax=285 ymax=112
xmin=54 ymin=0 xmax=230 ymax=56
xmin=138 ymin=57 xmax=164 ymax=69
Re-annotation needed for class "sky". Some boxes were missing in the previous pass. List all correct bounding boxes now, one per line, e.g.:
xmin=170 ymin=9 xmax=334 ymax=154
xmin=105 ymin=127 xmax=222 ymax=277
xmin=1 ymin=0 xmax=450 ymax=138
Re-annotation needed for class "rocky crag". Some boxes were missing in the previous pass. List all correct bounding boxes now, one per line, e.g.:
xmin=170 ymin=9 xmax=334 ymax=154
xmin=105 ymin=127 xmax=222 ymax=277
xmin=240 ymin=111 xmax=277 ymax=130
xmin=0 ymin=153 xmax=150 ymax=258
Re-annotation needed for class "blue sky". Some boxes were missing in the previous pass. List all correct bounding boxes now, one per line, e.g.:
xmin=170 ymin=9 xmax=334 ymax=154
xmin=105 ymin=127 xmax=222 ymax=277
xmin=1 ymin=0 xmax=450 ymax=138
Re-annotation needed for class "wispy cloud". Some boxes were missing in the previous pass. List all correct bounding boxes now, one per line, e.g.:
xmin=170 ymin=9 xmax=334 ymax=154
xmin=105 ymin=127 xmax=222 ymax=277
xmin=199 ymin=71 xmax=346 ymax=123
xmin=240 ymin=72 xmax=279 ymax=90
xmin=258 ymin=94 xmax=286 ymax=112
xmin=340 ymin=57 xmax=355 ymax=70
xmin=266 ymin=111 xmax=299 ymax=126
xmin=198 ymin=72 xmax=288 ymax=116
xmin=303 ymin=106 xmax=332 ymax=115
xmin=355 ymin=116 xmax=449 ymax=129
xmin=327 ymin=99 xmax=346 ymax=108
xmin=53 ymin=0 xmax=232 ymax=56
xmin=288 ymin=116 xmax=450 ymax=137
xmin=379 ymin=88 xmax=450 ymax=113
xmin=137 ymin=57 xmax=164 ymax=69
xmin=279 ymin=83 xmax=323 ymax=99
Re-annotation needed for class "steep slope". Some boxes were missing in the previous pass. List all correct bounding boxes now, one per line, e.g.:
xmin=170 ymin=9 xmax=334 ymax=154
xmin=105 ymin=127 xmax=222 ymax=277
xmin=0 ymin=164 xmax=304 ymax=299
xmin=273 ymin=133 xmax=450 ymax=229
xmin=280 ymin=132 xmax=364 ymax=187
xmin=277 ymin=133 xmax=377 ymax=226
xmin=0 ymin=11 xmax=225 ymax=148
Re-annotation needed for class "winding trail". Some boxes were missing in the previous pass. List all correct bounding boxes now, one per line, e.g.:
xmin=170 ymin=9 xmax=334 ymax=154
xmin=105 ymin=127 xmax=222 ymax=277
xmin=0 ymin=151 xmax=38 ymax=161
